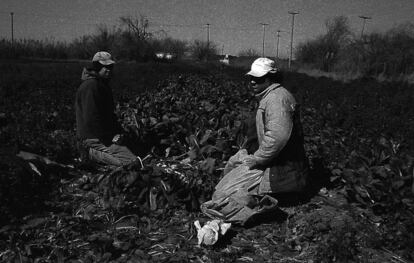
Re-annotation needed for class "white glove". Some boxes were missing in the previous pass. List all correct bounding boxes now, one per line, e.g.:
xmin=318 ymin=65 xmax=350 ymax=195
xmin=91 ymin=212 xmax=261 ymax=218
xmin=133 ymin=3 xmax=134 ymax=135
xmin=194 ymin=220 xmax=231 ymax=246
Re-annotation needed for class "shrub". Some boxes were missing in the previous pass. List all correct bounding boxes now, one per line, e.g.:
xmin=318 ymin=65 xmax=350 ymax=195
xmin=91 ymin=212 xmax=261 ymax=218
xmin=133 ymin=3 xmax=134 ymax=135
xmin=296 ymin=16 xmax=352 ymax=72
xmin=150 ymin=37 xmax=188 ymax=60
xmin=0 ymin=38 xmax=68 ymax=59
xmin=0 ymin=15 xmax=187 ymax=62
xmin=189 ymin=40 xmax=218 ymax=61
xmin=297 ymin=17 xmax=414 ymax=77
xmin=237 ymin=48 xmax=260 ymax=57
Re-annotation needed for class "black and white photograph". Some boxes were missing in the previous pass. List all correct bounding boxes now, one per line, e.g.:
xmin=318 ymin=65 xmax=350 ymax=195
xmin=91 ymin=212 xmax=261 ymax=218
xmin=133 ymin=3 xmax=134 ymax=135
xmin=1 ymin=0 xmax=414 ymax=262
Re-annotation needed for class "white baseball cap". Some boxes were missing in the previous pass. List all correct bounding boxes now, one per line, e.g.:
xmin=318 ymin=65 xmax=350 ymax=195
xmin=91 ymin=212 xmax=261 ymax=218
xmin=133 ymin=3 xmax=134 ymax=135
xmin=246 ymin=57 xmax=278 ymax=77
xmin=92 ymin=51 xmax=115 ymax=65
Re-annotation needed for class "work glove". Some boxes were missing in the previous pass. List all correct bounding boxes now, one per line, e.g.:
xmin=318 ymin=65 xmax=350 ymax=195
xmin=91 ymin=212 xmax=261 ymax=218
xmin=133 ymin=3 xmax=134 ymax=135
xmin=112 ymin=134 xmax=123 ymax=145
xmin=194 ymin=220 xmax=231 ymax=246
xmin=242 ymin=155 xmax=258 ymax=169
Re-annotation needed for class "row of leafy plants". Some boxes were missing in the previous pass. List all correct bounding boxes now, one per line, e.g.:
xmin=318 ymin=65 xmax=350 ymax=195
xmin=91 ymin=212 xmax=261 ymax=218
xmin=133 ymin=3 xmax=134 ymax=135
xmin=1 ymin=61 xmax=414 ymax=261
xmin=92 ymin=73 xmax=414 ymax=260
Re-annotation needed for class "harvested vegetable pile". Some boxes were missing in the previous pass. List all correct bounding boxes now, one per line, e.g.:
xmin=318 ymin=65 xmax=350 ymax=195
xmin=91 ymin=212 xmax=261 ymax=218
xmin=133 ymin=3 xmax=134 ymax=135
xmin=1 ymin=62 xmax=413 ymax=262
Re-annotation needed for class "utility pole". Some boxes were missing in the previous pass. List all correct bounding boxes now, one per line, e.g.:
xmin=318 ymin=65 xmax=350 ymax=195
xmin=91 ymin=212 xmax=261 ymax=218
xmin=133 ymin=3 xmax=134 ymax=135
xmin=205 ymin=23 xmax=210 ymax=61
xmin=260 ymin=23 xmax=269 ymax=57
xmin=205 ymin=23 xmax=210 ymax=46
xmin=288 ymin=11 xmax=299 ymax=69
xmin=276 ymin=30 xmax=281 ymax=59
xmin=143 ymin=18 xmax=148 ymax=37
xmin=10 ymin=12 xmax=14 ymax=45
xmin=359 ymin=15 xmax=371 ymax=39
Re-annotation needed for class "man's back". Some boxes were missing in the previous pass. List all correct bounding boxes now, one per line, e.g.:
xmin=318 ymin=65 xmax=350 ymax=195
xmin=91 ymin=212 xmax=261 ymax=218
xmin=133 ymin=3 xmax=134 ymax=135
xmin=75 ymin=71 xmax=118 ymax=142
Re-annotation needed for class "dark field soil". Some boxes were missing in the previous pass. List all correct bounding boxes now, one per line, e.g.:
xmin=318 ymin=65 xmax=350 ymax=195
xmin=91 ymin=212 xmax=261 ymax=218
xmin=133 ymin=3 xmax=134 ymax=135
xmin=0 ymin=60 xmax=413 ymax=262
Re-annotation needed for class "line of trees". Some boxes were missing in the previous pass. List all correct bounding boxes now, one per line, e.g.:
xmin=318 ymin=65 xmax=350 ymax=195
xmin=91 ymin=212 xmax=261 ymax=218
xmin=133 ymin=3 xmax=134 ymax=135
xmin=2 ymin=14 xmax=414 ymax=77
xmin=295 ymin=16 xmax=414 ymax=77
xmin=0 ymin=15 xmax=219 ymax=62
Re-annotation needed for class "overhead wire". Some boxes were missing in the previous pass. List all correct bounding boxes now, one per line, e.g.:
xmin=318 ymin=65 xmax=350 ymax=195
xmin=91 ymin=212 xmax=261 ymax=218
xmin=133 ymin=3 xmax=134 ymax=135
xmin=0 ymin=10 xmax=302 ymax=50
xmin=0 ymin=11 xmax=117 ymax=27
xmin=2 ymin=11 xmax=283 ymax=32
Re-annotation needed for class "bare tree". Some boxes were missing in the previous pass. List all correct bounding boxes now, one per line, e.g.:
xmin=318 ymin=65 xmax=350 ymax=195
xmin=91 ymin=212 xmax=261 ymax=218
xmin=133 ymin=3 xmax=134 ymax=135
xmin=296 ymin=16 xmax=352 ymax=71
xmin=190 ymin=40 xmax=217 ymax=61
xmin=237 ymin=48 xmax=260 ymax=57
xmin=118 ymin=15 xmax=154 ymax=61
xmin=323 ymin=16 xmax=352 ymax=71
xmin=325 ymin=16 xmax=352 ymax=44
xmin=91 ymin=24 xmax=117 ymax=52
xmin=119 ymin=15 xmax=152 ymax=40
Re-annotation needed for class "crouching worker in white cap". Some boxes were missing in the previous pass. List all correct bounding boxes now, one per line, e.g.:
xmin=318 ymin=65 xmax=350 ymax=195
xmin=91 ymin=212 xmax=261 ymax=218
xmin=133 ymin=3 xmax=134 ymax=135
xmin=75 ymin=51 xmax=137 ymax=167
xmin=233 ymin=57 xmax=308 ymax=194
xmin=200 ymin=58 xmax=309 ymax=224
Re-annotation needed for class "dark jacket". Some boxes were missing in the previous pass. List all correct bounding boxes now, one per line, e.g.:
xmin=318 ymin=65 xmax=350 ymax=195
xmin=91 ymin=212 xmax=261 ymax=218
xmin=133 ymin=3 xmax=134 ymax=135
xmin=75 ymin=68 xmax=122 ymax=143
xmin=254 ymin=84 xmax=308 ymax=193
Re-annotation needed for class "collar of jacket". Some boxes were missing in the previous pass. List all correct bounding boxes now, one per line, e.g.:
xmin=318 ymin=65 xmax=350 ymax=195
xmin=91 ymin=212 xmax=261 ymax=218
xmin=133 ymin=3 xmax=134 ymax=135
xmin=255 ymin=83 xmax=280 ymax=99
xmin=81 ymin=67 xmax=99 ymax=81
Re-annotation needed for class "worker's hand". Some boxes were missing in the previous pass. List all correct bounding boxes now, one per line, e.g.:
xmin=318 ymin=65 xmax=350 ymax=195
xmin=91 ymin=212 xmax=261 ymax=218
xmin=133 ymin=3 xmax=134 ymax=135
xmin=112 ymin=134 xmax=123 ymax=144
xmin=242 ymin=155 xmax=257 ymax=169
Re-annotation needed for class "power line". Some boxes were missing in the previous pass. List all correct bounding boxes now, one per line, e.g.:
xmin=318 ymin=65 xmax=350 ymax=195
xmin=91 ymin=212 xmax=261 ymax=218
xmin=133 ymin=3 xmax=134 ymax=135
xmin=151 ymin=23 xmax=204 ymax=28
xmin=0 ymin=10 xmax=353 ymax=58
xmin=0 ymin=11 xmax=116 ymax=27
xmin=150 ymin=23 xmax=259 ymax=34
xmin=210 ymin=25 xmax=258 ymax=32
xmin=0 ymin=11 xmax=212 ymax=30
xmin=0 ymin=10 xmax=118 ymax=23
xmin=1 ymin=12 xmax=261 ymax=33
xmin=1 ymin=11 xmax=293 ymax=37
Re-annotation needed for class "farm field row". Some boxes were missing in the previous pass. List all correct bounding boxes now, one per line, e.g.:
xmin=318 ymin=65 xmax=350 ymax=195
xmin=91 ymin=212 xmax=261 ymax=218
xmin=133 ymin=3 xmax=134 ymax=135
xmin=0 ymin=61 xmax=413 ymax=262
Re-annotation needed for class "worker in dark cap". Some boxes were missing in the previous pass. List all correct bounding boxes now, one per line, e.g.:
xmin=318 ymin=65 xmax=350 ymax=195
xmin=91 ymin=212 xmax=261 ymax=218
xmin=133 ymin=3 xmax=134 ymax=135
xmin=75 ymin=51 xmax=137 ymax=166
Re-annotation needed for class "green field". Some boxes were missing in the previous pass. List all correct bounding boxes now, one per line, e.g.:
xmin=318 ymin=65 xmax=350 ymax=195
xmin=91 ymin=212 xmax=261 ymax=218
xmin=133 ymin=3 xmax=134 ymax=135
xmin=0 ymin=60 xmax=413 ymax=262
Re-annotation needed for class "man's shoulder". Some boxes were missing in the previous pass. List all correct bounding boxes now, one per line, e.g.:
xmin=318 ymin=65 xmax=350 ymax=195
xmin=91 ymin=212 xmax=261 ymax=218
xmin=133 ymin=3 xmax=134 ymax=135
xmin=264 ymin=86 xmax=296 ymax=108
xmin=78 ymin=78 xmax=99 ymax=92
xmin=270 ymin=85 xmax=289 ymax=94
xmin=270 ymin=86 xmax=294 ymax=100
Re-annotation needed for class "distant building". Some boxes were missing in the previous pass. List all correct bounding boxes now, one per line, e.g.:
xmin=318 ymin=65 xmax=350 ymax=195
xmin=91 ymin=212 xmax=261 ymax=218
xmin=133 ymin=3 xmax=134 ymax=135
xmin=155 ymin=52 xmax=165 ymax=59
xmin=219 ymin=54 xmax=231 ymax=65
xmin=155 ymin=52 xmax=176 ymax=62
